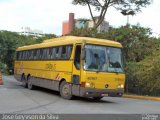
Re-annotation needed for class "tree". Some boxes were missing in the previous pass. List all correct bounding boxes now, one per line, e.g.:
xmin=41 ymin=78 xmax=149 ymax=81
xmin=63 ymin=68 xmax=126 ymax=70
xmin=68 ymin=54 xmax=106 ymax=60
xmin=72 ymin=0 xmax=151 ymax=28
xmin=0 ymin=30 xmax=56 ymax=74
xmin=71 ymin=28 xmax=98 ymax=37
xmin=126 ymin=46 xmax=160 ymax=96
xmin=96 ymin=25 xmax=155 ymax=62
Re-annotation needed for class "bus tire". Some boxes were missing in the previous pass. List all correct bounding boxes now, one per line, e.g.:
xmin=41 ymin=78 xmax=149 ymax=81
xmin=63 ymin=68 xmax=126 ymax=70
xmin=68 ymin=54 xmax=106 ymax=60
xmin=60 ymin=81 xmax=73 ymax=100
xmin=93 ymin=97 xmax=103 ymax=100
xmin=21 ymin=75 xmax=27 ymax=88
xmin=27 ymin=76 xmax=34 ymax=90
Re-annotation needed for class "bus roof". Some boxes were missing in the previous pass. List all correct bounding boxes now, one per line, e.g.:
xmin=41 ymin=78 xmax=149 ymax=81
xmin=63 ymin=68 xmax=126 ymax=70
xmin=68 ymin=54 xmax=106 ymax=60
xmin=17 ymin=36 xmax=122 ymax=51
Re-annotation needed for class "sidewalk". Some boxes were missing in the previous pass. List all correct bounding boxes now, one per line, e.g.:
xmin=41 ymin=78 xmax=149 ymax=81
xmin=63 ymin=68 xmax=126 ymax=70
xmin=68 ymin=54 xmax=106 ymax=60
xmin=123 ymin=94 xmax=160 ymax=101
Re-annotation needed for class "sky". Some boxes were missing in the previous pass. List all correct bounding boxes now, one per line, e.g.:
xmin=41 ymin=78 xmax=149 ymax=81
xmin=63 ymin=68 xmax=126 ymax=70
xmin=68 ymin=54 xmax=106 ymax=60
xmin=0 ymin=0 xmax=160 ymax=36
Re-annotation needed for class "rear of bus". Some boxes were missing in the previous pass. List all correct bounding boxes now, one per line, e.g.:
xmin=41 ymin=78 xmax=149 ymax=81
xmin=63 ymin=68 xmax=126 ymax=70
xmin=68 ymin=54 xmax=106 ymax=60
xmin=79 ymin=41 xmax=125 ymax=99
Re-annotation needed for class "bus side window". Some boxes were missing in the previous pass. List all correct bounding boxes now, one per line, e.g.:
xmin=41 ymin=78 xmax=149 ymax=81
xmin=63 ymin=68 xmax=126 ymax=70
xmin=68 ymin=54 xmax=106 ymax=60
xmin=31 ymin=50 xmax=34 ymax=60
xmin=27 ymin=50 xmax=30 ymax=60
xmin=46 ymin=48 xmax=50 ymax=60
xmin=66 ymin=45 xmax=73 ymax=59
xmin=43 ymin=48 xmax=48 ymax=60
xmin=19 ymin=51 xmax=23 ymax=60
xmin=42 ymin=49 xmax=46 ymax=60
xmin=74 ymin=45 xmax=81 ymax=70
xmin=50 ymin=47 xmax=56 ymax=60
xmin=55 ymin=47 xmax=61 ymax=59
xmin=49 ymin=47 xmax=52 ymax=60
xmin=28 ymin=50 xmax=33 ymax=60
xmin=61 ymin=46 xmax=67 ymax=59
xmin=39 ymin=49 xmax=43 ymax=60
xmin=36 ymin=49 xmax=40 ymax=60
xmin=23 ymin=51 xmax=26 ymax=60
xmin=21 ymin=51 xmax=24 ymax=60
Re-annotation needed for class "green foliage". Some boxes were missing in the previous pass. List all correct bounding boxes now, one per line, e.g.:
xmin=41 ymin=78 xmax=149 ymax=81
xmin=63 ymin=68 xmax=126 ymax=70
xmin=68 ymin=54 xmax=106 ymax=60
xmin=125 ymin=62 xmax=140 ymax=94
xmin=71 ymin=28 xmax=97 ymax=37
xmin=0 ymin=30 xmax=56 ymax=73
xmin=126 ymin=48 xmax=160 ymax=96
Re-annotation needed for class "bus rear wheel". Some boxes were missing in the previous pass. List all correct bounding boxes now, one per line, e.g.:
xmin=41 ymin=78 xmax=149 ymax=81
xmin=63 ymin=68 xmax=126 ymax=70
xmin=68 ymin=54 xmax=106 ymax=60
xmin=60 ymin=81 xmax=73 ymax=100
xmin=27 ymin=76 xmax=34 ymax=90
xmin=21 ymin=75 xmax=27 ymax=88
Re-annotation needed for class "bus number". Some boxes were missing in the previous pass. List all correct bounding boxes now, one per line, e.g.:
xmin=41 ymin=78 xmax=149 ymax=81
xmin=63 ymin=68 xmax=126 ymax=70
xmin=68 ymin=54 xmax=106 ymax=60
xmin=46 ymin=63 xmax=53 ymax=70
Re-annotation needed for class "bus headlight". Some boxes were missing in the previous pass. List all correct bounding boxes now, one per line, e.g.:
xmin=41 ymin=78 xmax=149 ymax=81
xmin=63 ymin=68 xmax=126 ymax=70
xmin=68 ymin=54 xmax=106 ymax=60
xmin=85 ymin=82 xmax=95 ymax=88
xmin=85 ymin=82 xmax=90 ymax=87
xmin=118 ymin=84 xmax=124 ymax=88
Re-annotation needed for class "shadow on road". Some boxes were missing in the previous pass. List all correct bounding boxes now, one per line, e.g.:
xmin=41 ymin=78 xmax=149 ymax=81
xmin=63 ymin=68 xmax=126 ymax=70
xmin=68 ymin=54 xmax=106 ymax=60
xmin=35 ymin=86 xmax=60 ymax=96
xmin=28 ymin=86 xmax=116 ymax=104
xmin=74 ymin=96 xmax=116 ymax=103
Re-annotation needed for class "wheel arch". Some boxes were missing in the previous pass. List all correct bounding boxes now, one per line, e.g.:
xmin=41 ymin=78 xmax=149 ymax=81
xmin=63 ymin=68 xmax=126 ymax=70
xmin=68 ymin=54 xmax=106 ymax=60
xmin=27 ymin=74 xmax=31 ymax=80
xmin=58 ymin=78 xmax=66 ymax=91
xmin=21 ymin=73 xmax=25 ymax=81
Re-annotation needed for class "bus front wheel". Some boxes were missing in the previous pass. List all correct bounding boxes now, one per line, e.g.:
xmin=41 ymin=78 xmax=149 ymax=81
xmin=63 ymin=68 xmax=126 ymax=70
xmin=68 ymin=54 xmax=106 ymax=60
xmin=60 ymin=81 xmax=73 ymax=100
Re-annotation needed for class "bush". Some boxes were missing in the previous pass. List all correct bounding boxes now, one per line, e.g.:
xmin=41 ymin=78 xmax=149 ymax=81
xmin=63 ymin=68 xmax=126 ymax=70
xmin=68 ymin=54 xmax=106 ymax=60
xmin=126 ymin=50 xmax=160 ymax=96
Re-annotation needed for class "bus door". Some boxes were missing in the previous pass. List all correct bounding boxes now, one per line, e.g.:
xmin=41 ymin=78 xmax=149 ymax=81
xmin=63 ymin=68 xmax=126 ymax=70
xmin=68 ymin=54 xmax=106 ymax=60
xmin=72 ymin=44 xmax=82 ymax=96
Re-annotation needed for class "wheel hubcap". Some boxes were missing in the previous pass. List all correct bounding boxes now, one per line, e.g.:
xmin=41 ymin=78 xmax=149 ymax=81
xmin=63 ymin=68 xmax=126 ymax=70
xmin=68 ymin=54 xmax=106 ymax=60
xmin=62 ymin=84 xmax=69 ymax=96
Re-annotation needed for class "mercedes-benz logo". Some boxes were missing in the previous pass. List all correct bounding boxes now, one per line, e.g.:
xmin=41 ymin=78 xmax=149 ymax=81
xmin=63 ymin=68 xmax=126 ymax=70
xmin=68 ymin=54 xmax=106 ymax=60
xmin=105 ymin=84 xmax=109 ymax=88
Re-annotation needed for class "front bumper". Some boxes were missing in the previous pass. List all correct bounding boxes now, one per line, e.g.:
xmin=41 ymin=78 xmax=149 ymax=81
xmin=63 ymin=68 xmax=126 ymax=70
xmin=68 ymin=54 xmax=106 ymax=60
xmin=79 ymin=87 xmax=124 ymax=97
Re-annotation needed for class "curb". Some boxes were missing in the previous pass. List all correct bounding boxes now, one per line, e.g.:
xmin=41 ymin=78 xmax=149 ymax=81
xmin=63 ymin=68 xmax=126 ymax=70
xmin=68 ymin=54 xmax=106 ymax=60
xmin=123 ymin=94 xmax=160 ymax=101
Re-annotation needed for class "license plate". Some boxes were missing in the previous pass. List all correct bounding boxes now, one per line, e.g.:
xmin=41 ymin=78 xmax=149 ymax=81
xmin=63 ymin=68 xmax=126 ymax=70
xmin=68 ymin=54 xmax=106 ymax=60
xmin=101 ymin=94 xmax=108 ymax=97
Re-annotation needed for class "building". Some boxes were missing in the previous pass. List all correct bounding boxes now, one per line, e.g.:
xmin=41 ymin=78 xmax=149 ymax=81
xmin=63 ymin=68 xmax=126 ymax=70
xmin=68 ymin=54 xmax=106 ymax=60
xmin=62 ymin=13 xmax=75 ymax=35
xmin=62 ymin=13 xmax=110 ymax=35
xmin=20 ymin=27 xmax=44 ymax=37
xmin=75 ymin=19 xmax=89 ymax=29
xmin=88 ymin=17 xmax=109 ymax=33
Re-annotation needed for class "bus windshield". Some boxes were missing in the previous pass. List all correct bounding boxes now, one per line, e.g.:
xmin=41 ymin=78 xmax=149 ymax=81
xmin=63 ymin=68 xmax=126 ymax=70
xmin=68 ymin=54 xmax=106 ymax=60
xmin=84 ymin=44 xmax=124 ymax=73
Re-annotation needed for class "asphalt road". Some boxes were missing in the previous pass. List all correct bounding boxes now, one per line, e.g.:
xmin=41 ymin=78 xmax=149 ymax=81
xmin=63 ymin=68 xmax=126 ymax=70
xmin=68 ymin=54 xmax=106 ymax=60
xmin=0 ymin=75 xmax=160 ymax=114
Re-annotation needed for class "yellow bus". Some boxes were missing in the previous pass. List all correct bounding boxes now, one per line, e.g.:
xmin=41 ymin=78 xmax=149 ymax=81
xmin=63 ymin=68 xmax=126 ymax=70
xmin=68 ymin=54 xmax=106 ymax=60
xmin=14 ymin=36 xmax=125 ymax=100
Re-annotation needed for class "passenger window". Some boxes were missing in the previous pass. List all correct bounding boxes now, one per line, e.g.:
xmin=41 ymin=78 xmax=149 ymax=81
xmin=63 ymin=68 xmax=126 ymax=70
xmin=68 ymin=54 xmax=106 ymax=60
xmin=25 ymin=51 xmax=29 ymax=60
xmin=19 ymin=52 xmax=22 ymax=60
xmin=28 ymin=51 xmax=31 ymax=60
xmin=21 ymin=51 xmax=24 ymax=60
xmin=30 ymin=50 xmax=34 ymax=60
xmin=67 ymin=45 xmax=73 ymax=59
xmin=61 ymin=46 xmax=67 ymax=59
xmin=23 ymin=51 xmax=26 ymax=60
xmin=36 ymin=49 xmax=40 ymax=60
xmin=44 ymin=48 xmax=50 ymax=60
xmin=39 ymin=49 xmax=43 ymax=60
xmin=50 ymin=47 xmax=56 ymax=60
xmin=74 ymin=45 xmax=81 ymax=70
xmin=55 ymin=47 xmax=61 ymax=59
xmin=42 ymin=49 xmax=46 ymax=59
